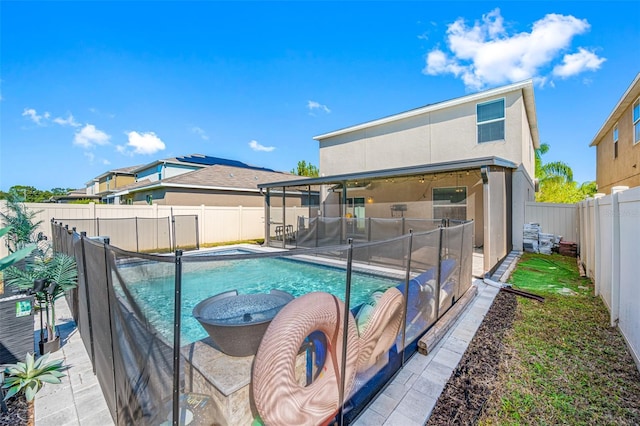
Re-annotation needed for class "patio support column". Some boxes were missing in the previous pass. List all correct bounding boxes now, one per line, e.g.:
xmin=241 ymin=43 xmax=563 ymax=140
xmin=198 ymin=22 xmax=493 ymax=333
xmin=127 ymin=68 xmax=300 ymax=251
xmin=342 ymin=181 xmax=348 ymax=244
xmin=481 ymin=166 xmax=491 ymax=274
xmin=281 ymin=186 xmax=286 ymax=249
xmin=264 ymin=189 xmax=270 ymax=246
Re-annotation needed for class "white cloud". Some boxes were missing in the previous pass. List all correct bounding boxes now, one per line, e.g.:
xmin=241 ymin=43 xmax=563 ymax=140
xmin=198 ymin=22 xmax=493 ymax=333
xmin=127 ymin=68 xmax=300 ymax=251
xmin=83 ymin=152 xmax=95 ymax=163
xmin=22 ymin=108 xmax=48 ymax=125
xmin=249 ymin=140 xmax=275 ymax=152
xmin=74 ymin=124 xmax=110 ymax=148
xmin=423 ymin=9 xmax=605 ymax=89
xmin=553 ymin=47 xmax=606 ymax=78
xmin=307 ymin=100 xmax=331 ymax=114
xmin=120 ymin=131 xmax=166 ymax=155
xmin=53 ymin=114 xmax=81 ymax=127
xmin=191 ymin=126 xmax=209 ymax=140
xmin=102 ymin=159 xmax=111 ymax=165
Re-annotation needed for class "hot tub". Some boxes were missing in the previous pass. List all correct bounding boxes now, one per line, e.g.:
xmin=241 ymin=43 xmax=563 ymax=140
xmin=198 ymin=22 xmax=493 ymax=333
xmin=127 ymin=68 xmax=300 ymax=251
xmin=192 ymin=289 xmax=294 ymax=357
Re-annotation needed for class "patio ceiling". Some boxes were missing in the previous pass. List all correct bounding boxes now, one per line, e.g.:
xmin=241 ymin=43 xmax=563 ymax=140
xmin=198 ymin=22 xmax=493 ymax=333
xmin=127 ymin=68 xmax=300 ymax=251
xmin=258 ymin=156 xmax=517 ymax=189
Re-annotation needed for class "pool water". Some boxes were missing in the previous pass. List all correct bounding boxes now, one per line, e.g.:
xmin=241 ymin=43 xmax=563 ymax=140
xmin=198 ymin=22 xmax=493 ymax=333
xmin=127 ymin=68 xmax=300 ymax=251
xmin=124 ymin=256 xmax=399 ymax=345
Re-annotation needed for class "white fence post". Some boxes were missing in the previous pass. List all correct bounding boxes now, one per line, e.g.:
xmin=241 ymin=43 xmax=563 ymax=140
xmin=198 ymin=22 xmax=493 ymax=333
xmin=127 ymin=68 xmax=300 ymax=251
xmin=610 ymin=187 xmax=627 ymax=327
xmin=593 ymin=197 xmax=601 ymax=296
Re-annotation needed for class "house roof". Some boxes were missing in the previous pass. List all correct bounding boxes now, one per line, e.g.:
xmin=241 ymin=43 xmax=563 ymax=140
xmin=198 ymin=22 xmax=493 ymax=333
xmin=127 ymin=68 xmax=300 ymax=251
xmin=258 ymin=156 xmax=517 ymax=189
xmin=589 ymin=73 xmax=640 ymax=147
xmin=131 ymin=154 xmax=277 ymax=173
xmin=113 ymin=164 xmax=300 ymax=196
xmin=313 ymin=79 xmax=540 ymax=149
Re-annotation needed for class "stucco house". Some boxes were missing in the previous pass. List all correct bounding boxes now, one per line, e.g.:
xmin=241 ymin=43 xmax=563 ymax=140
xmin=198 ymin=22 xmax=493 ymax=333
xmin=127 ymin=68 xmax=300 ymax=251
xmin=259 ymin=79 xmax=540 ymax=274
xmin=114 ymin=162 xmax=307 ymax=206
xmin=590 ymin=73 xmax=640 ymax=194
xmin=84 ymin=165 xmax=139 ymax=203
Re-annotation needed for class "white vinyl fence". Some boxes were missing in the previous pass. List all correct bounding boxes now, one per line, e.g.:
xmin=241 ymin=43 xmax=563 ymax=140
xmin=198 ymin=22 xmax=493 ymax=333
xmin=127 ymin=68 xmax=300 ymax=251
xmin=579 ymin=186 xmax=640 ymax=371
xmin=524 ymin=201 xmax=579 ymax=244
xmin=0 ymin=202 xmax=265 ymax=257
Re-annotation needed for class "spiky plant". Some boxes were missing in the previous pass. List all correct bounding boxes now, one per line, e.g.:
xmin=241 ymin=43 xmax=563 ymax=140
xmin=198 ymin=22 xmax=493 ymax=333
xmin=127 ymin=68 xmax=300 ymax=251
xmin=2 ymin=352 xmax=66 ymax=403
xmin=0 ymin=194 xmax=43 ymax=254
xmin=4 ymin=253 xmax=78 ymax=341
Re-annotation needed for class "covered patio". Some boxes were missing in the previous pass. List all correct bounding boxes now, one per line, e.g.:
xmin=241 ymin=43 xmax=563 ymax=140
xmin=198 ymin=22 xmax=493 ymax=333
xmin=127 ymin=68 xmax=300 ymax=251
xmin=259 ymin=156 xmax=518 ymax=275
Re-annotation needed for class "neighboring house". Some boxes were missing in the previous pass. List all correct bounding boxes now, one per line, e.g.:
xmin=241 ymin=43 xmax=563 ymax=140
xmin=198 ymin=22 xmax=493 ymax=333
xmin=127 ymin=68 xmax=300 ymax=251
xmin=48 ymin=188 xmax=101 ymax=203
xmin=260 ymin=79 xmax=540 ymax=274
xmin=87 ymin=165 xmax=139 ymax=204
xmin=590 ymin=73 xmax=640 ymax=194
xmin=114 ymin=163 xmax=308 ymax=206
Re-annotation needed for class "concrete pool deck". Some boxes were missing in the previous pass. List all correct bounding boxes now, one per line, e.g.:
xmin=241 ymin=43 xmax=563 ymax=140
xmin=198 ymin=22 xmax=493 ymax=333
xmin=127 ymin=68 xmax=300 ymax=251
xmin=34 ymin=250 xmax=516 ymax=425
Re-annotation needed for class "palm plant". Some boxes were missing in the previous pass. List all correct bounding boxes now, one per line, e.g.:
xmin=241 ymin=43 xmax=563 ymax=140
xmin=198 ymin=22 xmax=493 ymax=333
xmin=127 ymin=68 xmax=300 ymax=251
xmin=535 ymin=142 xmax=574 ymax=184
xmin=0 ymin=227 xmax=36 ymax=273
xmin=3 ymin=253 xmax=78 ymax=344
xmin=0 ymin=194 xmax=43 ymax=254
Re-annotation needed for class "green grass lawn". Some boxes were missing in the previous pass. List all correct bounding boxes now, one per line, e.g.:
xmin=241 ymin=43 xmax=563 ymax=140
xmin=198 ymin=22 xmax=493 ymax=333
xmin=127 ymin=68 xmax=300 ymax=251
xmin=478 ymin=253 xmax=640 ymax=425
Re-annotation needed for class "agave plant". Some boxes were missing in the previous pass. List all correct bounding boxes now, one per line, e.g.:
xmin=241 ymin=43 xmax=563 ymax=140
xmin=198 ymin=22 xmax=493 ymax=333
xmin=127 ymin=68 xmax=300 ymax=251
xmin=2 ymin=352 xmax=66 ymax=403
xmin=4 ymin=252 xmax=78 ymax=342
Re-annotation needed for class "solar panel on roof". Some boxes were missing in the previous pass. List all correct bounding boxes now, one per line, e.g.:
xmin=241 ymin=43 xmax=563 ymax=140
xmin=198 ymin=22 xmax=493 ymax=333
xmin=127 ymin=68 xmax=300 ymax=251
xmin=175 ymin=155 xmax=276 ymax=172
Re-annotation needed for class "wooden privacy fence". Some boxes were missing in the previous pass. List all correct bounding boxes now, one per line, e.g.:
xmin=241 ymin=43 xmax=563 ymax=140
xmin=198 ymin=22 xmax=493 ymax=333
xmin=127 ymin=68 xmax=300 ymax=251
xmin=0 ymin=202 xmax=265 ymax=257
xmin=578 ymin=187 xmax=640 ymax=371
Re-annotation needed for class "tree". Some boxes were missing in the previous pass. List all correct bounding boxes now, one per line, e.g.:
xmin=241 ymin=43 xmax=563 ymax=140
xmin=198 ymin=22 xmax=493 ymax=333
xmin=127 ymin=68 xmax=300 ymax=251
xmin=291 ymin=160 xmax=319 ymax=177
xmin=534 ymin=143 xmax=597 ymax=203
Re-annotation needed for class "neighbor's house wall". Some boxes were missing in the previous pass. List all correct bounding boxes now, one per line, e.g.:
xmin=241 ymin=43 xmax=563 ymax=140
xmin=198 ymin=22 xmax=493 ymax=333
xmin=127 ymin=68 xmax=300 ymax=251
xmin=98 ymin=174 xmax=135 ymax=193
xmin=125 ymin=188 xmax=267 ymax=207
xmin=319 ymin=91 xmax=532 ymax=177
xmin=135 ymin=163 xmax=200 ymax=183
xmin=595 ymin=97 xmax=640 ymax=194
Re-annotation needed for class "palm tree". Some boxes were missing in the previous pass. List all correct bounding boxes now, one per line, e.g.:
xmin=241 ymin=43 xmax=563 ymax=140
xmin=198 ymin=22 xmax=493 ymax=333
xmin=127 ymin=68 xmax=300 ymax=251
xmin=535 ymin=143 xmax=574 ymax=184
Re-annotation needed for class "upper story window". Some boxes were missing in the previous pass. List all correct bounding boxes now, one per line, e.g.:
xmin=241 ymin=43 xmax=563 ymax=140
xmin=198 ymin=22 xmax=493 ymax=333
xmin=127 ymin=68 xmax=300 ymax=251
xmin=633 ymin=98 xmax=640 ymax=145
xmin=613 ymin=124 xmax=619 ymax=158
xmin=477 ymin=98 xmax=505 ymax=143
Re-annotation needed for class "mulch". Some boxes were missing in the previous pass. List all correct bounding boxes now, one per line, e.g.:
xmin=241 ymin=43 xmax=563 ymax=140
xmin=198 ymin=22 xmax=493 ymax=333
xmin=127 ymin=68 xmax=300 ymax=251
xmin=0 ymin=394 xmax=29 ymax=426
xmin=426 ymin=289 xmax=517 ymax=425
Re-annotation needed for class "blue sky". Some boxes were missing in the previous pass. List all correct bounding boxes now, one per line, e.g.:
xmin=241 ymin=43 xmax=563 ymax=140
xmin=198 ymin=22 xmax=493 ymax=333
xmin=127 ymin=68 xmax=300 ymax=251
xmin=1 ymin=1 xmax=639 ymax=191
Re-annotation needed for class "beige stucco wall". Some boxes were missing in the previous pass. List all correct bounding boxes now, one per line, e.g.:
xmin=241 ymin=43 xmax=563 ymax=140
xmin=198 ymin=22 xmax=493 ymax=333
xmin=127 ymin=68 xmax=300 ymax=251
xmin=484 ymin=167 xmax=508 ymax=271
xmin=319 ymin=91 xmax=530 ymax=177
xmin=319 ymin=173 xmax=484 ymax=247
xmin=98 ymin=174 xmax=135 ymax=193
xmin=595 ymin=99 xmax=640 ymax=194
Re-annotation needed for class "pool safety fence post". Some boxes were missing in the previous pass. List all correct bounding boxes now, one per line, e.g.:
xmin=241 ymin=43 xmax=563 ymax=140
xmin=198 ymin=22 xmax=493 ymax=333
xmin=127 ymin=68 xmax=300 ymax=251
xmin=96 ymin=218 xmax=100 ymax=237
xmin=102 ymin=237 xmax=119 ymax=422
xmin=135 ymin=217 xmax=139 ymax=253
xmin=80 ymin=231 xmax=97 ymax=372
xmin=401 ymin=231 xmax=414 ymax=365
xmin=435 ymin=228 xmax=444 ymax=320
xmin=367 ymin=217 xmax=372 ymax=242
xmin=170 ymin=209 xmax=176 ymax=252
xmin=339 ymin=239 xmax=354 ymax=425
xmin=172 ymin=250 xmax=183 ymax=426
xmin=195 ymin=215 xmax=200 ymax=250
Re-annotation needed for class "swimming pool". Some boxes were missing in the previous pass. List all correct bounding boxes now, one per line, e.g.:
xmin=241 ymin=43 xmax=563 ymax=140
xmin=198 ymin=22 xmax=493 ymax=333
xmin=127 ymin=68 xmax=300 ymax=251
xmin=122 ymin=254 xmax=400 ymax=345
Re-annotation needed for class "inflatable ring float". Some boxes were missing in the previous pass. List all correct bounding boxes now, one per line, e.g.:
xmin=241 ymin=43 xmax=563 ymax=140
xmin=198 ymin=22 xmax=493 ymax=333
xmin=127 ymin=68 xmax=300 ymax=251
xmin=252 ymin=292 xmax=361 ymax=426
xmin=356 ymin=287 xmax=405 ymax=372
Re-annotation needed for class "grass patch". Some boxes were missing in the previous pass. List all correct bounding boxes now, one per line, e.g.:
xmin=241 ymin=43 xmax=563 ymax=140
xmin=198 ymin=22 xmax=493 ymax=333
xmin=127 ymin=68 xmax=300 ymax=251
xmin=200 ymin=239 xmax=264 ymax=248
xmin=478 ymin=253 xmax=640 ymax=425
